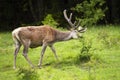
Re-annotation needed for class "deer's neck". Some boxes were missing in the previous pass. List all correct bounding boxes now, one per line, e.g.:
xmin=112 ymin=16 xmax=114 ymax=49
xmin=55 ymin=30 xmax=73 ymax=41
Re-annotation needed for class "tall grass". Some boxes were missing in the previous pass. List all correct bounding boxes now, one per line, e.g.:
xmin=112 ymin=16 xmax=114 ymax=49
xmin=0 ymin=25 xmax=120 ymax=80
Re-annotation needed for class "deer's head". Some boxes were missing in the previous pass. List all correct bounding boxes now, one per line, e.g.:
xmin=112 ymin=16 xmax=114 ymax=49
xmin=63 ymin=10 xmax=87 ymax=38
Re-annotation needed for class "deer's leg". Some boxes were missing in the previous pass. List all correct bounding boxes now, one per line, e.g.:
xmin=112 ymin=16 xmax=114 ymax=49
xmin=13 ymin=41 xmax=21 ymax=69
xmin=49 ymin=45 xmax=59 ymax=61
xmin=22 ymin=41 xmax=34 ymax=68
xmin=38 ymin=43 xmax=47 ymax=68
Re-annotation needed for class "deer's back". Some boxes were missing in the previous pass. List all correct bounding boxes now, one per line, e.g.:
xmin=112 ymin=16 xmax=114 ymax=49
xmin=13 ymin=25 xmax=57 ymax=48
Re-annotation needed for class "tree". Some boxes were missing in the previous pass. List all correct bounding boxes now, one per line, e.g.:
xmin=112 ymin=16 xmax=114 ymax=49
xmin=109 ymin=0 xmax=120 ymax=23
xmin=28 ymin=0 xmax=45 ymax=24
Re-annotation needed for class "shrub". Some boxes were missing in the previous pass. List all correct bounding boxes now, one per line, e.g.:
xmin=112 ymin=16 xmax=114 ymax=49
xmin=42 ymin=14 xmax=58 ymax=28
xmin=77 ymin=38 xmax=92 ymax=63
xmin=75 ymin=37 xmax=101 ymax=65
xmin=72 ymin=0 xmax=107 ymax=26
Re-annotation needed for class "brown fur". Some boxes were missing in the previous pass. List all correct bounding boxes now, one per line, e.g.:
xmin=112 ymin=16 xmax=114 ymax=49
xmin=12 ymin=25 xmax=73 ymax=69
xmin=13 ymin=25 xmax=70 ymax=48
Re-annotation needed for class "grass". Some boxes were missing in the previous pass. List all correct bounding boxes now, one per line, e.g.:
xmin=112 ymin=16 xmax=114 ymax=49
xmin=0 ymin=25 xmax=120 ymax=80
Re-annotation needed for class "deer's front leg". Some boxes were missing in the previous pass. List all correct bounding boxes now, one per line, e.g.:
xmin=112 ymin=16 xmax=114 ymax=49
xmin=38 ymin=43 xmax=47 ymax=68
xmin=22 ymin=42 xmax=34 ymax=68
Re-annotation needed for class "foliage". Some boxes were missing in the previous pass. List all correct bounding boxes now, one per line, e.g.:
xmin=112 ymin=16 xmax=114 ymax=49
xmin=1 ymin=0 xmax=120 ymax=31
xmin=77 ymin=38 xmax=93 ymax=63
xmin=72 ymin=0 xmax=107 ymax=26
xmin=42 ymin=14 xmax=59 ymax=28
xmin=75 ymin=37 xmax=100 ymax=66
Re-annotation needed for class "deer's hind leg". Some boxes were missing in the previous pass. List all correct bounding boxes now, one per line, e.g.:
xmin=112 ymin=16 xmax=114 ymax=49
xmin=13 ymin=40 xmax=21 ymax=69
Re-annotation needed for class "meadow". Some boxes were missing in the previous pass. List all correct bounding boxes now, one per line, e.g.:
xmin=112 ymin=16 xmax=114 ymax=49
xmin=0 ymin=25 xmax=120 ymax=80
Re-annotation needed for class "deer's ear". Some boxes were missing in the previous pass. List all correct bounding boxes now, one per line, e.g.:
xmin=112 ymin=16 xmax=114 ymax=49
xmin=78 ymin=27 xmax=87 ymax=33
xmin=78 ymin=26 xmax=83 ymax=30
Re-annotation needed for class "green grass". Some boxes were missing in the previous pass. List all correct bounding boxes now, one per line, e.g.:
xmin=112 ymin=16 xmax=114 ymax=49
xmin=0 ymin=25 xmax=120 ymax=80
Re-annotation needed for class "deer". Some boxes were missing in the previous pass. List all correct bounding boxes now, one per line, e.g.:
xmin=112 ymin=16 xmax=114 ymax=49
xmin=12 ymin=9 xmax=87 ymax=69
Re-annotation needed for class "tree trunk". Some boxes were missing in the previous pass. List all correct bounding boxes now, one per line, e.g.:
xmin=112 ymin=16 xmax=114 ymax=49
xmin=111 ymin=0 xmax=119 ymax=23
xmin=37 ymin=0 xmax=44 ymax=21
xmin=29 ymin=0 xmax=38 ymax=22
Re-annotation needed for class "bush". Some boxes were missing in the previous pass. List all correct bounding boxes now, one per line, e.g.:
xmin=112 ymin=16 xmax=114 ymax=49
xmin=42 ymin=14 xmax=58 ymax=28
xmin=75 ymin=38 xmax=101 ymax=65
xmin=72 ymin=0 xmax=107 ymax=26
xmin=77 ymin=38 xmax=92 ymax=63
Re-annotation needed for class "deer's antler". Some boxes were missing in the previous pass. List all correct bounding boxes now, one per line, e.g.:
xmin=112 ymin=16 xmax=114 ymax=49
xmin=63 ymin=9 xmax=80 ymax=29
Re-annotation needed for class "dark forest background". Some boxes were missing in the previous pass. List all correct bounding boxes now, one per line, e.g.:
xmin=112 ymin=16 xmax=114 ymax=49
xmin=0 ymin=0 xmax=120 ymax=31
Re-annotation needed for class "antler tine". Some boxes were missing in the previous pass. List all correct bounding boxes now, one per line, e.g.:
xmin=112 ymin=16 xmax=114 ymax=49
xmin=63 ymin=9 xmax=75 ymax=28
xmin=69 ymin=13 xmax=72 ymax=21
xmin=73 ymin=21 xmax=77 ymax=25
xmin=75 ymin=20 xmax=80 ymax=29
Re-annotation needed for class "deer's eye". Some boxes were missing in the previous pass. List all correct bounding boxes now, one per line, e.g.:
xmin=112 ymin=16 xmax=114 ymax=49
xmin=74 ymin=30 xmax=77 ymax=32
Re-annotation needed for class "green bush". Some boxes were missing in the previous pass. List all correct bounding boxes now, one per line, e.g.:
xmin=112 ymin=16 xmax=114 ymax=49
xmin=42 ymin=14 xmax=58 ymax=28
xmin=75 ymin=38 xmax=101 ymax=65
xmin=77 ymin=38 xmax=92 ymax=63
xmin=72 ymin=0 xmax=107 ymax=26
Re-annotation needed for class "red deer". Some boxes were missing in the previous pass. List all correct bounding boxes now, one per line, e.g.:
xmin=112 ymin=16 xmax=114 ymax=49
xmin=12 ymin=10 xmax=87 ymax=69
